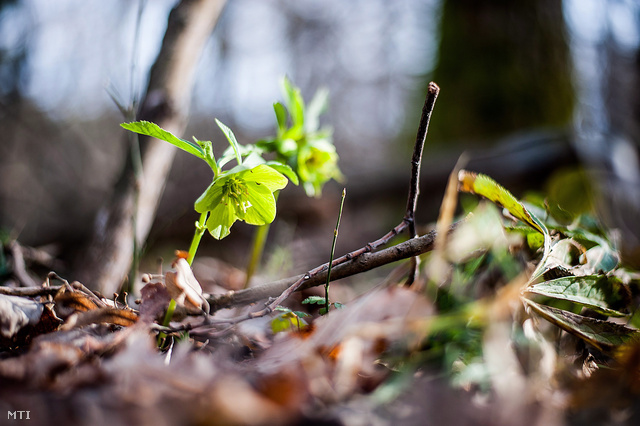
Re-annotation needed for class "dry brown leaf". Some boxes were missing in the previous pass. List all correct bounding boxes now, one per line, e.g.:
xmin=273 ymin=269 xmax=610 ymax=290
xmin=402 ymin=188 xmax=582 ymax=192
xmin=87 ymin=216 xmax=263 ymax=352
xmin=0 ymin=296 xmax=62 ymax=348
xmin=139 ymin=282 xmax=171 ymax=322
xmin=61 ymin=307 xmax=138 ymax=330
xmin=53 ymin=290 xmax=99 ymax=319
xmin=255 ymin=286 xmax=433 ymax=402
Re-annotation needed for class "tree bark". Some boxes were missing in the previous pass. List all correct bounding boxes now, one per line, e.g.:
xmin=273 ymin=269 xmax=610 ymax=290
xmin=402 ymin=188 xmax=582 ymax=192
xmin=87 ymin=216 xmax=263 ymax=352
xmin=429 ymin=0 xmax=574 ymax=145
xmin=74 ymin=0 xmax=226 ymax=294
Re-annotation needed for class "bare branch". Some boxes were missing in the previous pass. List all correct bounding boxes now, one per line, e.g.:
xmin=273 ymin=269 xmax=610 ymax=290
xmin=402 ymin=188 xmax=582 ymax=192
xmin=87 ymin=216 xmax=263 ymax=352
xmin=207 ymin=221 xmax=459 ymax=316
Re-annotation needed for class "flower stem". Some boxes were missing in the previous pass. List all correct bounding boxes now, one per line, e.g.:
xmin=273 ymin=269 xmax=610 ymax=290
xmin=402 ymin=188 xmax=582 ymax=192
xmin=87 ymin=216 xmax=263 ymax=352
xmin=244 ymin=191 xmax=280 ymax=288
xmin=325 ymin=188 xmax=346 ymax=314
xmin=158 ymin=211 xmax=207 ymax=347
xmin=187 ymin=211 xmax=209 ymax=266
xmin=157 ymin=298 xmax=177 ymax=347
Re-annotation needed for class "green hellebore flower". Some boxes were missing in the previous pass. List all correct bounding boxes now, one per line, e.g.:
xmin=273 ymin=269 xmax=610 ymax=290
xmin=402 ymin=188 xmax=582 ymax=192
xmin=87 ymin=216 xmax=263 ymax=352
xmin=297 ymin=140 xmax=343 ymax=197
xmin=195 ymin=164 xmax=288 ymax=239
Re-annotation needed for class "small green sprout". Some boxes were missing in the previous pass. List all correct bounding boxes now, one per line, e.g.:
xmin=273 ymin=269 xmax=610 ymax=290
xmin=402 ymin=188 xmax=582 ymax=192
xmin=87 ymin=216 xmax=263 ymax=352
xmin=301 ymin=296 xmax=345 ymax=316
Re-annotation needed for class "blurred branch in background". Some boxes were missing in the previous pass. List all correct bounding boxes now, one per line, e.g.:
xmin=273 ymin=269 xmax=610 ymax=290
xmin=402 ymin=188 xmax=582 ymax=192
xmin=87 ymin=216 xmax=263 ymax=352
xmin=73 ymin=0 xmax=226 ymax=294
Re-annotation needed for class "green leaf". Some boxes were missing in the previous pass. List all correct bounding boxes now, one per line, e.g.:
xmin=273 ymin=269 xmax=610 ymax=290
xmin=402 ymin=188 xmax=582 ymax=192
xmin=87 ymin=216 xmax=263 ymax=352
xmin=282 ymin=76 xmax=305 ymax=131
xmin=217 ymin=143 xmax=262 ymax=170
xmin=215 ymin=119 xmax=242 ymax=166
xmin=271 ymin=311 xmax=308 ymax=334
xmin=121 ymin=121 xmax=205 ymax=159
xmin=458 ymin=170 xmax=545 ymax=235
xmin=525 ymin=275 xmax=631 ymax=317
xmin=523 ymin=298 xmax=640 ymax=351
xmin=458 ymin=170 xmax=550 ymax=281
xmin=273 ymin=102 xmax=288 ymax=133
xmin=264 ymin=162 xmax=299 ymax=185
xmin=305 ymin=87 xmax=329 ymax=133
xmin=302 ymin=296 xmax=327 ymax=305
xmin=581 ymin=245 xmax=619 ymax=274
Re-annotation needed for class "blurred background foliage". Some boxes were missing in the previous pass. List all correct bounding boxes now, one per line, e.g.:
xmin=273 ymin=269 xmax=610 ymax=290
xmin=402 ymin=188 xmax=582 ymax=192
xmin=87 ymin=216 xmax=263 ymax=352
xmin=1 ymin=0 xmax=639 ymax=271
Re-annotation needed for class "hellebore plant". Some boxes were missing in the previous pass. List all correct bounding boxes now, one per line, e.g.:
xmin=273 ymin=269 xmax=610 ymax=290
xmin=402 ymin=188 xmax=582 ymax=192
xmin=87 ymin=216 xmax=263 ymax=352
xmin=257 ymin=76 xmax=343 ymax=198
xmin=121 ymin=118 xmax=296 ymax=265
xmin=122 ymin=78 xmax=343 ymax=302
xmin=245 ymin=77 xmax=343 ymax=287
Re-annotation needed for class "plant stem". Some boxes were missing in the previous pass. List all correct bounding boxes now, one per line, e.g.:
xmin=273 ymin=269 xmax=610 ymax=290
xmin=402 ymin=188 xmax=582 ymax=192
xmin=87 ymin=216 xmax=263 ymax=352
xmin=158 ymin=210 xmax=206 ymax=346
xmin=187 ymin=211 xmax=209 ymax=266
xmin=158 ymin=298 xmax=177 ymax=346
xmin=244 ymin=191 xmax=280 ymax=288
xmin=324 ymin=188 xmax=346 ymax=314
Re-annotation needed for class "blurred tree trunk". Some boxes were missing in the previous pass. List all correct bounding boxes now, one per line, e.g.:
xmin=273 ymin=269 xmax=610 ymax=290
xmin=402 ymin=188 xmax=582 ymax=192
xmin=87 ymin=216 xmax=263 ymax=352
xmin=74 ymin=0 xmax=226 ymax=294
xmin=429 ymin=0 xmax=574 ymax=145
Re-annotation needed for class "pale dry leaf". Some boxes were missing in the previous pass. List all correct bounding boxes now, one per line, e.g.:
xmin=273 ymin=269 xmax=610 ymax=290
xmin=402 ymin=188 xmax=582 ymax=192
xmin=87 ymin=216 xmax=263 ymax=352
xmin=165 ymin=258 xmax=209 ymax=314
xmin=0 ymin=294 xmax=43 ymax=339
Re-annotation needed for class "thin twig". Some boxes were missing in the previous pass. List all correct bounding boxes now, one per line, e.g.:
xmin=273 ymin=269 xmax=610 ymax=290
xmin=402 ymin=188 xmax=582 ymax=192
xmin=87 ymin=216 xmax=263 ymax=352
xmin=324 ymin=188 xmax=346 ymax=313
xmin=70 ymin=281 xmax=108 ymax=308
xmin=404 ymin=82 xmax=440 ymax=286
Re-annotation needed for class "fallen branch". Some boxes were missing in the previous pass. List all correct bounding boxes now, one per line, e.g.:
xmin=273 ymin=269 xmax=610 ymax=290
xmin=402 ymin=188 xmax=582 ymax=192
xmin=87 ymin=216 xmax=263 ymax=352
xmin=207 ymin=221 xmax=459 ymax=316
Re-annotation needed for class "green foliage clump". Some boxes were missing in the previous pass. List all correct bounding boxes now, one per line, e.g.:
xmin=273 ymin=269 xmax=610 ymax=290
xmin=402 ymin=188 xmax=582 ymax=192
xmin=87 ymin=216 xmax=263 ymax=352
xmin=258 ymin=77 xmax=343 ymax=197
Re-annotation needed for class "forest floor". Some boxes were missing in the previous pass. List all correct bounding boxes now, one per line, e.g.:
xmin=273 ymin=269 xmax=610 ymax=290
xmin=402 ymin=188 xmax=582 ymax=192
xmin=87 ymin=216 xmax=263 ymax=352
xmin=2 ymin=168 xmax=640 ymax=426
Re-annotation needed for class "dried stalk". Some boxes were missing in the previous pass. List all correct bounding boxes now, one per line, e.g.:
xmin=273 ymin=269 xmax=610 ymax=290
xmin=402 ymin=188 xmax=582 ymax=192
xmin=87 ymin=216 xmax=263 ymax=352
xmin=405 ymin=82 xmax=440 ymax=285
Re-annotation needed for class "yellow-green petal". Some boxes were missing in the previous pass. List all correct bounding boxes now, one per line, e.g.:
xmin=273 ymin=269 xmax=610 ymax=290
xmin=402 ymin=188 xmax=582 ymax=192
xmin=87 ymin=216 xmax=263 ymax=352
xmin=194 ymin=180 xmax=224 ymax=213
xmin=243 ymin=182 xmax=277 ymax=225
xmin=241 ymin=164 xmax=288 ymax=192
xmin=206 ymin=198 xmax=237 ymax=239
